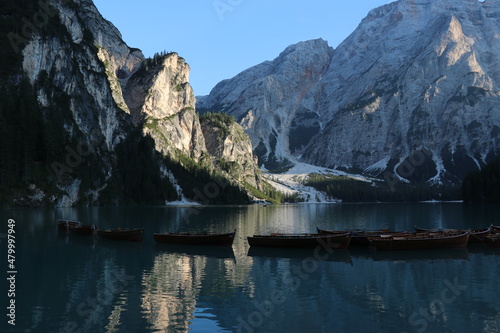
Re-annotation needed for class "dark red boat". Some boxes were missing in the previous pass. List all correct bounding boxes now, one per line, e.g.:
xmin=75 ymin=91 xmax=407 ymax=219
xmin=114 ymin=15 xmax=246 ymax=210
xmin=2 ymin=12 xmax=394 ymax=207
xmin=369 ymin=232 xmax=469 ymax=250
xmin=414 ymin=226 xmax=491 ymax=243
xmin=57 ymin=220 xmax=79 ymax=231
xmin=97 ymin=228 xmax=144 ymax=242
xmin=247 ymin=232 xmax=351 ymax=249
xmin=484 ymin=234 xmax=500 ymax=248
xmin=153 ymin=230 xmax=236 ymax=246
xmin=69 ymin=225 xmax=96 ymax=236
xmin=317 ymin=228 xmax=404 ymax=246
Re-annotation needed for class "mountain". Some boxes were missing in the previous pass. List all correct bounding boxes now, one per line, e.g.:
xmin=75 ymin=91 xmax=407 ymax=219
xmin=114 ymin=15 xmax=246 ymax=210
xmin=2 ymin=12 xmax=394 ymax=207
xmin=198 ymin=0 xmax=500 ymax=186
xmin=0 ymin=0 xmax=265 ymax=206
xmin=198 ymin=39 xmax=334 ymax=172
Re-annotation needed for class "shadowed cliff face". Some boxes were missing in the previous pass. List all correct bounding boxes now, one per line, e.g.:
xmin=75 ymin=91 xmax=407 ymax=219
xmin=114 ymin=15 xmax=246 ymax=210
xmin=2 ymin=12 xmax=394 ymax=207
xmin=6 ymin=0 xmax=263 ymax=206
xmin=199 ymin=0 xmax=500 ymax=184
xmin=200 ymin=114 xmax=263 ymax=190
xmin=197 ymin=38 xmax=334 ymax=171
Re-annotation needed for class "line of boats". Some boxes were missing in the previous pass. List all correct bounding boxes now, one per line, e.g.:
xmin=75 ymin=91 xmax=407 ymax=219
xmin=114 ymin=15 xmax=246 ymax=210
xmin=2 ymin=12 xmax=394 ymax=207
xmin=57 ymin=220 xmax=500 ymax=250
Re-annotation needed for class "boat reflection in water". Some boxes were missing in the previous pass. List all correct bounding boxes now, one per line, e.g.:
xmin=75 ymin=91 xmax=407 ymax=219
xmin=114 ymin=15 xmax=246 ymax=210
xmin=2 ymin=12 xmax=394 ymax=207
xmin=247 ymin=247 xmax=352 ymax=263
xmin=153 ymin=243 xmax=235 ymax=259
xmin=368 ymin=247 xmax=469 ymax=262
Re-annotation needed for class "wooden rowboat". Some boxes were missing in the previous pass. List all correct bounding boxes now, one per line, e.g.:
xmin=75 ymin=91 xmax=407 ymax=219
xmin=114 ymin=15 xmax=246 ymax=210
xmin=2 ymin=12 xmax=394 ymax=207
xmin=57 ymin=220 xmax=79 ymax=230
xmin=317 ymin=228 xmax=404 ymax=246
xmin=69 ymin=225 xmax=96 ymax=236
xmin=153 ymin=230 xmax=236 ymax=247
xmin=97 ymin=228 xmax=144 ymax=242
xmin=247 ymin=233 xmax=351 ymax=249
xmin=369 ymin=232 xmax=469 ymax=250
xmin=414 ymin=226 xmax=491 ymax=243
xmin=484 ymin=233 xmax=500 ymax=248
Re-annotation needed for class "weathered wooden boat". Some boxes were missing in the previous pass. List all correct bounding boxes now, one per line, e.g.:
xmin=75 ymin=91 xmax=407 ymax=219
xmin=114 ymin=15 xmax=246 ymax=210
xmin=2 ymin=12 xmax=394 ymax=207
xmin=369 ymin=231 xmax=469 ymax=250
xmin=69 ymin=225 xmax=96 ymax=236
xmin=57 ymin=220 xmax=79 ymax=230
xmin=247 ymin=232 xmax=351 ymax=249
xmin=153 ymin=230 xmax=236 ymax=246
xmin=317 ymin=228 xmax=404 ymax=246
xmin=484 ymin=233 xmax=500 ymax=248
xmin=414 ymin=226 xmax=491 ymax=243
xmin=97 ymin=228 xmax=144 ymax=241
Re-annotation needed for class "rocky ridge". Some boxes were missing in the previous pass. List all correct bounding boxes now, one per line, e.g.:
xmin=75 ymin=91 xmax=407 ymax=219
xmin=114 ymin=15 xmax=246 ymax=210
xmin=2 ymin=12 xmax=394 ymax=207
xmin=5 ymin=0 xmax=265 ymax=206
xmin=198 ymin=0 xmax=500 ymax=185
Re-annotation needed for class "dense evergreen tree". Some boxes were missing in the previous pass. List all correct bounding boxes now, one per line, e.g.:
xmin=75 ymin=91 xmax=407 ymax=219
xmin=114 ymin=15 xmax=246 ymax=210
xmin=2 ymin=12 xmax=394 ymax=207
xmin=305 ymin=174 xmax=461 ymax=203
xmin=462 ymin=158 xmax=500 ymax=203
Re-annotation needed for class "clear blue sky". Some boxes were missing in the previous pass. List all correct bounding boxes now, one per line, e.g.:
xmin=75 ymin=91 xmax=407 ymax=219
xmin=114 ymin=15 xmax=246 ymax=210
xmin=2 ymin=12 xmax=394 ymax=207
xmin=92 ymin=0 xmax=395 ymax=96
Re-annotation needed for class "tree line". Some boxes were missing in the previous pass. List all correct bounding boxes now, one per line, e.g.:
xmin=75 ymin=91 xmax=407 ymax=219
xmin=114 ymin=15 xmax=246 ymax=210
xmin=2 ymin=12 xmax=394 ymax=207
xmin=304 ymin=174 xmax=461 ymax=203
xmin=462 ymin=157 xmax=500 ymax=203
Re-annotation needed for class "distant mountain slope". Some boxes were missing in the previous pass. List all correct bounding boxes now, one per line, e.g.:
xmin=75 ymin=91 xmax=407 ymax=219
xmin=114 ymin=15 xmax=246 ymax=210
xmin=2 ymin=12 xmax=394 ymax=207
xmin=197 ymin=39 xmax=334 ymax=171
xmin=198 ymin=0 xmax=500 ymax=185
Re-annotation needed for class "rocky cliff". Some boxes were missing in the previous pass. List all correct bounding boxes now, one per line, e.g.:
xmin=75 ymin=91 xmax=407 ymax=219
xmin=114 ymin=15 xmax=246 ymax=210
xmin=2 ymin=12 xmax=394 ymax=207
xmin=198 ymin=0 xmax=500 ymax=185
xmin=200 ymin=113 xmax=262 ymax=190
xmin=124 ymin=53 xmax=209 ymax=163
xmin=0 ymin=0 xmax=264 ymax=206
xmin=197 ymin=39 xmax=334 ymax=171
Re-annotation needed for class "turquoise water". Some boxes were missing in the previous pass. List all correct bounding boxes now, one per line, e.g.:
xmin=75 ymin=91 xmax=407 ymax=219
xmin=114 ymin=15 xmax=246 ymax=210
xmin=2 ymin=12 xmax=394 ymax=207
xmin=1 ymin=203 xmax=499 ymax=332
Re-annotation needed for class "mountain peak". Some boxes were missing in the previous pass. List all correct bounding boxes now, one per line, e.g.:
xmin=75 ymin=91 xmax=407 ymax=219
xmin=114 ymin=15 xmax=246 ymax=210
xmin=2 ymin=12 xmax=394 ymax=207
xmin=200 ymin=0 xmax=500 ymax=184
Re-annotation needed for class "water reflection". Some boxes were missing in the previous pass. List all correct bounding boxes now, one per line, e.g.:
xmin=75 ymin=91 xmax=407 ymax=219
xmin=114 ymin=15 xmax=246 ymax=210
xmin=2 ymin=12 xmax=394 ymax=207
xmin=141 ymin=250 xmax=239 ymax=332
xmin=1 ymin=203 xmax=499 ymax=333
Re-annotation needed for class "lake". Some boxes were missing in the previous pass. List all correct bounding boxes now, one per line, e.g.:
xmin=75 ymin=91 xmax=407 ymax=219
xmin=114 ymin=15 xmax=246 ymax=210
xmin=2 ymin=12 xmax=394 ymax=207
xmin=1 ymin=203 xmax=499 ymax=333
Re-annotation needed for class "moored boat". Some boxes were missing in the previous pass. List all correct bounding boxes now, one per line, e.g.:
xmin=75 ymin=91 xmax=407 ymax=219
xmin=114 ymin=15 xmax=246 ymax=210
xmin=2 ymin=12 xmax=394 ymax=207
xmin=317 ymin=228 xmax=403 ymax=246
xmin=97 ymin=228 xmax=144 ymax=241
xmin=153 ymin=230 xmax=236 ymax=247
xmin=247 ymin=232 xmax=351 ymax=249
xmin=484 ymin=233 xmax=500 ymax=248
xmin=369 ymin=231 xmax=469 ymax=250
xmin=57 ymin=220 xmax=79 ymax=230
xmin=69 ymin=225 xmax=96 ymax=236
xmin=414 ymin=226 xmax=491 ymax=243
xmin=490 ymin=225 xmax=500 ymax=232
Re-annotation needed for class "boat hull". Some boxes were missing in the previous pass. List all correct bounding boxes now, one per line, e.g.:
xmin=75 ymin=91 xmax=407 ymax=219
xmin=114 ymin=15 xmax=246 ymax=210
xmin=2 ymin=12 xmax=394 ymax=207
xmin=370 ymin=232 xmax=469 ymax=250
xmin=69 ymin=225 xmax=96 ymax=236
xmin=153 ymin=232 xmax=235 ymax=247
xmin=247 ymin=233 xmax=351 ymax=249
xmin=98 ymin=228 xmax=144 ymax=241
xmin=484 ymin=234 xmax=500 ymax=248
xmin=317 ymin=228 xmax=401 ymax=246
xmin=57 ymin=220 xmax=79 ymax=231
xmin=415 ymin=227 xmax=490 ymax=243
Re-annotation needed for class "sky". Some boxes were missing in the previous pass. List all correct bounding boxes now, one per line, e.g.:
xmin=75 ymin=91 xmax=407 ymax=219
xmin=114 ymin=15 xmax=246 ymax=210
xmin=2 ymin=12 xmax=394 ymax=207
xmin=92 ymin=0 xmax=395 ymax=96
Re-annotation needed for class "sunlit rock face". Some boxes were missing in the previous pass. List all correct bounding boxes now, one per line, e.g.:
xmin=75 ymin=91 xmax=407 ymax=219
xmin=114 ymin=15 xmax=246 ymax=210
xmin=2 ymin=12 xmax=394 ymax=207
xmin=200 ymin=0 xmax=500 ymax=183
xmin=17 ymin=0 xmax=263 ymax=205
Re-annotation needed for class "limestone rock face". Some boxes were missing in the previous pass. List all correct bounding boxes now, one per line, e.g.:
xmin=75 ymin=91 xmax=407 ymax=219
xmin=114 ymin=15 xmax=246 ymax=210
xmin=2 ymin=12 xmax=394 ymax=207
xmin=199 ymin=0 xmax=500 ymax=183
xmin=124 ymin=53 xmax=207 ymax=162
xmin=197 ymin=39 xmax=334 ymax=170
xmin=303 ymin=0 xmax=500 ymax=183
xmin=22 ymin=0 xmax=144 ymax=149
xmin=15 ymin=0 xmax=262 ymax=205
xmin=200 ymin=115 xmax=263 ymax=190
